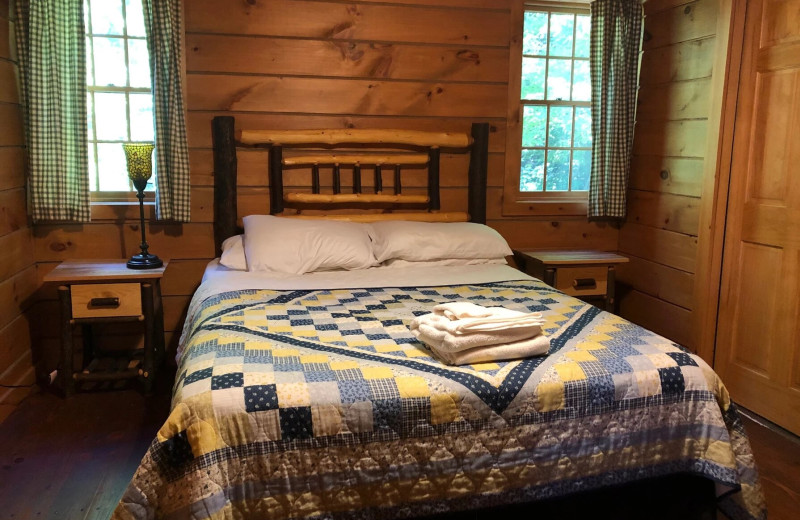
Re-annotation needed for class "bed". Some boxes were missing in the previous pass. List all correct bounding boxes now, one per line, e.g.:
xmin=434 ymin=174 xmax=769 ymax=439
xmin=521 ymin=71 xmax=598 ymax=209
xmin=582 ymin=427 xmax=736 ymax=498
xmin=113 ymin=118 xmax=766 ymax=520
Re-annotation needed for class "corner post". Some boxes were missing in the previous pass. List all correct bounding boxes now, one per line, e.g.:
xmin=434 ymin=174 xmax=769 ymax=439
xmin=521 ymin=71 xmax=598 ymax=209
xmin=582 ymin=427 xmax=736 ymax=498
xmin=468 ymin=122 xmax=489 ymax=224
xmin=212 ymin=116 xmax=238 ymax=256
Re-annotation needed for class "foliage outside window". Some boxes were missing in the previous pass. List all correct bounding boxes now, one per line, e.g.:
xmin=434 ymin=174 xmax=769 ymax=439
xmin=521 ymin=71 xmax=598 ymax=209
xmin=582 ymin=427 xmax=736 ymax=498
xmin=503 ymin=3 xmax=591 ymax=216
xmin=84 ymin=0 xmax=156 ymax=198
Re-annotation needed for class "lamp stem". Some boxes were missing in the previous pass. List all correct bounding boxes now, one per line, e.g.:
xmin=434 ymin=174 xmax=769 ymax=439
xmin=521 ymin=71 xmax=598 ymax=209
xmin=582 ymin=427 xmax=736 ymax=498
xmin=137 ymin=188 xmax=149 ymax=256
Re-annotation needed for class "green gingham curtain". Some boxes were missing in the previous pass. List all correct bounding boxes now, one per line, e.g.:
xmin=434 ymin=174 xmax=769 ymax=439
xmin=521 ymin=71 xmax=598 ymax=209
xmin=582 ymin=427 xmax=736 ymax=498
xmin=588 ymin=0 xmax=643 ymax=220
xmin=15 ymin=0 xmax=90 ymax=222
xmin=143 ymin=0 xmax=191 ymax=222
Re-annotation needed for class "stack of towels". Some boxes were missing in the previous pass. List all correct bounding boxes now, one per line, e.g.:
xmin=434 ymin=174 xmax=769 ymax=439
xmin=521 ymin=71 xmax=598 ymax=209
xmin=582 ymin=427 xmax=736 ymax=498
xmin=409 ymin=301 xmax=550 ymax=365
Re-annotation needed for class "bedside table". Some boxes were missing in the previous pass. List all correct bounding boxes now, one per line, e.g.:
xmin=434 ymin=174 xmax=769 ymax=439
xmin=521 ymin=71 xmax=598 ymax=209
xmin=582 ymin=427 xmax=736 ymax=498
xmin=43 ymin=260 xmax=168 ymax=397
xmin=513 ymin=250 xmax=629 ymax=312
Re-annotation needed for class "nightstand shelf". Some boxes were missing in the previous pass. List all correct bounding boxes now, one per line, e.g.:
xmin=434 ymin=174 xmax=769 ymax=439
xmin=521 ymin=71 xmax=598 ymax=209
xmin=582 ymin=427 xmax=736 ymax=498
xmin=43 ymin=260 xmax=168 ymax=397
xmin=513 ymin=250 xmax=629 ymax=313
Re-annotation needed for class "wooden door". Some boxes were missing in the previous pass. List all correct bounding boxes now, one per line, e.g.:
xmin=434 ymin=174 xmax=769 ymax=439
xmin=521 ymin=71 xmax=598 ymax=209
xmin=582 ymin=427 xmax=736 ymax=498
xmin=715 ymin=0 xmax=800 ymax=435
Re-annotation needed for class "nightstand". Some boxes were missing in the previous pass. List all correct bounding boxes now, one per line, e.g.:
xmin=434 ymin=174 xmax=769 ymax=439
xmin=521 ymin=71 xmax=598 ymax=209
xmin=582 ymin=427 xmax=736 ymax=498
xmin=43 ymin=260 xmax=168 ymax=397
xmin=513 ymin=250 xmax=629 ymax=312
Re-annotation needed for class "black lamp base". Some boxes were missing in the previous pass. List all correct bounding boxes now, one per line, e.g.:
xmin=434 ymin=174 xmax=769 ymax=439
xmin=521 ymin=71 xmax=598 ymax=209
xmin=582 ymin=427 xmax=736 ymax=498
xmin=127 ymin=253 xmax=163 ymax=270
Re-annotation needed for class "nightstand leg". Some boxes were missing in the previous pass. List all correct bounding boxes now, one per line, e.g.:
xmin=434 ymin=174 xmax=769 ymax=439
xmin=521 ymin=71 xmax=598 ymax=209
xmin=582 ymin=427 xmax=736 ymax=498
xmin=58 ymin=286 xmax=75 ymax=397
xmin=154 ymin=279 xmax=166 ymax=368
xmin=81 ymin=324 xmax=94 ymax=370
xmin=141 ymin=282 xmax=155 ymax=395
xmin=606 ymin=267 xmax=617 ymax=313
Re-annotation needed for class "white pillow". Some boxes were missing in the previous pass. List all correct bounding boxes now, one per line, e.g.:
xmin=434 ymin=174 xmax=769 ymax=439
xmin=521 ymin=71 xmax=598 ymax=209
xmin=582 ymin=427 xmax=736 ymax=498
xmin=368 ymin=221 xmax=512 ymax=263
xmin=380 ymin=258 xmax=508 ymax=268
xmin=243 ymin=215 xmax=378 ymax=274
xmin=219 ymin=234 xmax=247 ymax=270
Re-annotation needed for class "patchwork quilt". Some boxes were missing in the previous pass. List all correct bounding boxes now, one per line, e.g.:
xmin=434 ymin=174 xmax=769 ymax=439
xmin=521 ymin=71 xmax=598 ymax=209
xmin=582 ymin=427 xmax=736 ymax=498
xmin=113 ymin=279 xmax=766 ymax=520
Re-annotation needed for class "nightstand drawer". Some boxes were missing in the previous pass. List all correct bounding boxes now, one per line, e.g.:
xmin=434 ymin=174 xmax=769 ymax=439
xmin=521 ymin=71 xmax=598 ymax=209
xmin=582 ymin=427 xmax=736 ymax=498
xmin=555 ymin=267 xmax=608 ymax=297
xmin=71 ymin=283 xmax=142 ymax=319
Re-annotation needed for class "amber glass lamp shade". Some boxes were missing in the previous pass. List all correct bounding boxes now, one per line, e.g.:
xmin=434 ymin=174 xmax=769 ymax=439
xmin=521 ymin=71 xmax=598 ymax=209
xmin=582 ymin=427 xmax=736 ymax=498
xmin=123 ymin=143 xmax=162 ymax=269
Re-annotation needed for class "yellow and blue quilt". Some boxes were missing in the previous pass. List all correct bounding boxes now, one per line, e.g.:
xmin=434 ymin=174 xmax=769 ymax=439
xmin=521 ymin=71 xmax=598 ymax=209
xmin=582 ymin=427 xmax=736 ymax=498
xmin=114 ymin=279 xmax=765 ymax=520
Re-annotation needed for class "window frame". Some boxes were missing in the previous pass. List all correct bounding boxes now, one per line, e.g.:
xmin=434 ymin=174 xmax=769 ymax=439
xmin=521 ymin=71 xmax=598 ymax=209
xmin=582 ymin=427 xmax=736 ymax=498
xmin=84 ymin=0 xmax=155 ymax=203
xmin=503 ymin=0 xmax=591 ymax=217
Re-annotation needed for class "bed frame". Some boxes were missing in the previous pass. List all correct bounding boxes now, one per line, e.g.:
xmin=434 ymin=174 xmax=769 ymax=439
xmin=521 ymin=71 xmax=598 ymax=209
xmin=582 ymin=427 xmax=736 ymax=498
xmin=208 ymin=115 xmax=718 ymax=519
xmin=211 ymin=115 xmax=490 ymax=256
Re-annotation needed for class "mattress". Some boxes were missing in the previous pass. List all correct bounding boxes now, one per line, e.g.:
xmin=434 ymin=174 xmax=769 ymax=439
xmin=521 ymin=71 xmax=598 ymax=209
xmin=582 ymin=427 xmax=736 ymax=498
xmin=113 ymin=263 xmax=765 ymax=520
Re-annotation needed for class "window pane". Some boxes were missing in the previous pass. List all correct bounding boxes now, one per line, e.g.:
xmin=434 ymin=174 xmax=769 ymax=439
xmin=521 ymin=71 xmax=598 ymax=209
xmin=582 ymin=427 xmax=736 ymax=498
xmin=574 ymin=107 xmax=592 ymax=148
xmin=126 ymin=0 xmax=147 ymax=37
xmin=523 ymin=11 xmax=548 ymax=56
xmin=521 ymin=57 xmax=546 ymax=100
xmin=91 ymin=0 xmax=124 ymax=35
xmin=88 ymin=143 xmax=98 ymax=191
xmin=97 ymin=143 xmax=130 ymax=191
xmin=94 ymin=92 xmax=128 ymax=140
xmin=546 ymin=150 xmax=571 ymax=191
xmin=128 ymin=39 xmax=151 ymax=88
xmin=520 ymin=149 xmax=545 ymax=192
xmin=548 ymin=14 xmax=574 ymax=57
xmin=575 ymin=15 xmax=590 ymax=58
xmin=86 ymin=92 xmax=94 ymax=140
xmin=85 ymin=37 xmax=94 ymax=85
xmin=130 ymin=94 xmax=154 ymax=141
xmin=572 ymin=60 xmax=591 ymax=101
xmin=93 ymin=37 xmax=127 ymax=87
xmin=522 ymin=105 xmax=546 ymax=147
xmin=546 ymin=59 xmax=572 ymax=100
xmin=572 ymin=150 xmax=591 ymax=191
xmin=548 ymin=106 xmax=573 ymax=147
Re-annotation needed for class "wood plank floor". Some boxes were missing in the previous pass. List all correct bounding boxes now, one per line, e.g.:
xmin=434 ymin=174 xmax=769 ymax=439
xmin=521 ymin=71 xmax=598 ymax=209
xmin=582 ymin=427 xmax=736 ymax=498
xmin=738 ymin=409 xmax=800 ymax=520
xmin=0 ymin=383 xmax=171 ymax=520
xmin=0 ymin=384 xmax=797 ymax=519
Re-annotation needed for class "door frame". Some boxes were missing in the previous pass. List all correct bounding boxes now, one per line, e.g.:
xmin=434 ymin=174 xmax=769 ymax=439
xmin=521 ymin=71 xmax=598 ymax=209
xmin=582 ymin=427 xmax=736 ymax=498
xmin=692 ymin=0 xmax=749 ymax=365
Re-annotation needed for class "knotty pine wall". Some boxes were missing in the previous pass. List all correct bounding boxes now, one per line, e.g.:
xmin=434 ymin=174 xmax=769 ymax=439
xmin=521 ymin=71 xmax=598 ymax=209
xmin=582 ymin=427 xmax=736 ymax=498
xmin=0 ymin=0 xmax=37 ymax=423
xmin=27 ymin=0 xmax=618 ymax=377
xmin=617 ymin=0 xmax=720 ymax=349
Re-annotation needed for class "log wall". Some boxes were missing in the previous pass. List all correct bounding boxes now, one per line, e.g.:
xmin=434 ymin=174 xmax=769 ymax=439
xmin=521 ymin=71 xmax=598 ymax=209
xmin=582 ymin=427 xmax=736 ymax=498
xmin=617 ymin=0 xmax=721 ymax=349
xmin=0 ymin=0 xmax=36 ymax=423
xmin=27 ymin=0 xmax=618 ymax=376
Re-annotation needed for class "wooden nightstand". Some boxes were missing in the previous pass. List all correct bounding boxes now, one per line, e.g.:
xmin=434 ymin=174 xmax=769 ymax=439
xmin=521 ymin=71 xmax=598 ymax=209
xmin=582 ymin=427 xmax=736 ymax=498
xmin=43 ymin=260 xmax=168 ymax=397
xmin=513 ymin=250 xmax=629 ymax=312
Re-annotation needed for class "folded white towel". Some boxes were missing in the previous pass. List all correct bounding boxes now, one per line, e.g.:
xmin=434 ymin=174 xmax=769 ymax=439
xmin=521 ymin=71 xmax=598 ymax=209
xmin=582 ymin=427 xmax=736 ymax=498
xmin=430 ymin=334 xmax=550 ymax=365
xmin=431 ymin=301 xmax=544 ymax=333
xmin=409 ymin=313 xmax=544 ymax=352
xmin=433 ymin=301 xmax=494 ymax=320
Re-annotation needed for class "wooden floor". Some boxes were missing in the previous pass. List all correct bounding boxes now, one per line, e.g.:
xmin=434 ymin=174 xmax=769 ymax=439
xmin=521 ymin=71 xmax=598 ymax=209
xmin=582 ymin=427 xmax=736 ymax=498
xmin=0 ymin=385 xmax=797 ymax=520
xmin=0 ymin=383 xmax=171 ymax=520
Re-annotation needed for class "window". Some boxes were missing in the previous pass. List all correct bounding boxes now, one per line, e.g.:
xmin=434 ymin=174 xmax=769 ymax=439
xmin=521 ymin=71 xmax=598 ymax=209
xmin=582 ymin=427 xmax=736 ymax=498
xmin=84 ymin=0 xmax=155 ymax=197
xmin=503 ymin=3 xmax=591 ymax=216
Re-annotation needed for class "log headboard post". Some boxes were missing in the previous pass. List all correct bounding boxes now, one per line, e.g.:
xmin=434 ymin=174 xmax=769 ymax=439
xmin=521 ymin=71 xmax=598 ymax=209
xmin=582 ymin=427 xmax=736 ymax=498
xmin=468 ymin=122 xmax=489 ymax=224
xmin=212 ymin=116 xmax=238 ymax=256
xmin=268 ymin=145 xmax=284 ymax=214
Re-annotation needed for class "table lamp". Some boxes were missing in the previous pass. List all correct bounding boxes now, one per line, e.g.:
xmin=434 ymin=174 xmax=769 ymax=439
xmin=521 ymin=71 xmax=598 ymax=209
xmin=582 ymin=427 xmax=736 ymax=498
xmin=123 ymin=143 xmax=163 ymax=269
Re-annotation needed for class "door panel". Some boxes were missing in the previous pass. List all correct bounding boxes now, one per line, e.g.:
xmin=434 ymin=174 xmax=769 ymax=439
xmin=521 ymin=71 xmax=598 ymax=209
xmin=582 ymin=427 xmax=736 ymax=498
xmin=729 ymin=243 xmax=781 ymax=375
xmin=715 ymin=0 xmax=800 ymax=435
xmin=747 ymin=71 xmax=794 ymax=202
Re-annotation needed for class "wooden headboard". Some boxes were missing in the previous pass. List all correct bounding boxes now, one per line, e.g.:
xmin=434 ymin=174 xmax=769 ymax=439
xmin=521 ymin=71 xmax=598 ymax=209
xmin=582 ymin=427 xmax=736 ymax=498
xmin=211 ymin=116 xmax=490 ymax=256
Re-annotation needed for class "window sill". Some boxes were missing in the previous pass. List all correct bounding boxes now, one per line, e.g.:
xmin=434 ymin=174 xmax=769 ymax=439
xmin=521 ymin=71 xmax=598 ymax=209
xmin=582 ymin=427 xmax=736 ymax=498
xmin=502 ymin=195 xmax=588 ymax=217
xmin=90 ymin=200 xmax=156 ymax=221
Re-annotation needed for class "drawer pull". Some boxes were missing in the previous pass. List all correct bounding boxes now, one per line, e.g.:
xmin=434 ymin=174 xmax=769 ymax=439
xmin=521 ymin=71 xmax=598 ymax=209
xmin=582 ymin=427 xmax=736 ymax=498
xmin=89 ymin=297 xmax=120 ymax=308
xmin=572 ymin=278 xmax=597 ymax=290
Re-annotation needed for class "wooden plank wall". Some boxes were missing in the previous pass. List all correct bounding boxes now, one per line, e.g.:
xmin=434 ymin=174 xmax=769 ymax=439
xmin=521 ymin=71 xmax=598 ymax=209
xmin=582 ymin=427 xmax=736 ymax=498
xmin=27 ymin=0 xmax=617 ymax=377
xmin=617 ymin=0 xmax=719 ymax=349
xmin=0 ymin=0 xmax=37 ymax=423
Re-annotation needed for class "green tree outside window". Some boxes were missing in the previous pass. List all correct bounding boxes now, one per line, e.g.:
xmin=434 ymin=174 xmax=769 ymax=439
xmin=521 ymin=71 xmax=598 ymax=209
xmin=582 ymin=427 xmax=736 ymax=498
xmin=520 ymin=9 xmax=591 ymax=193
